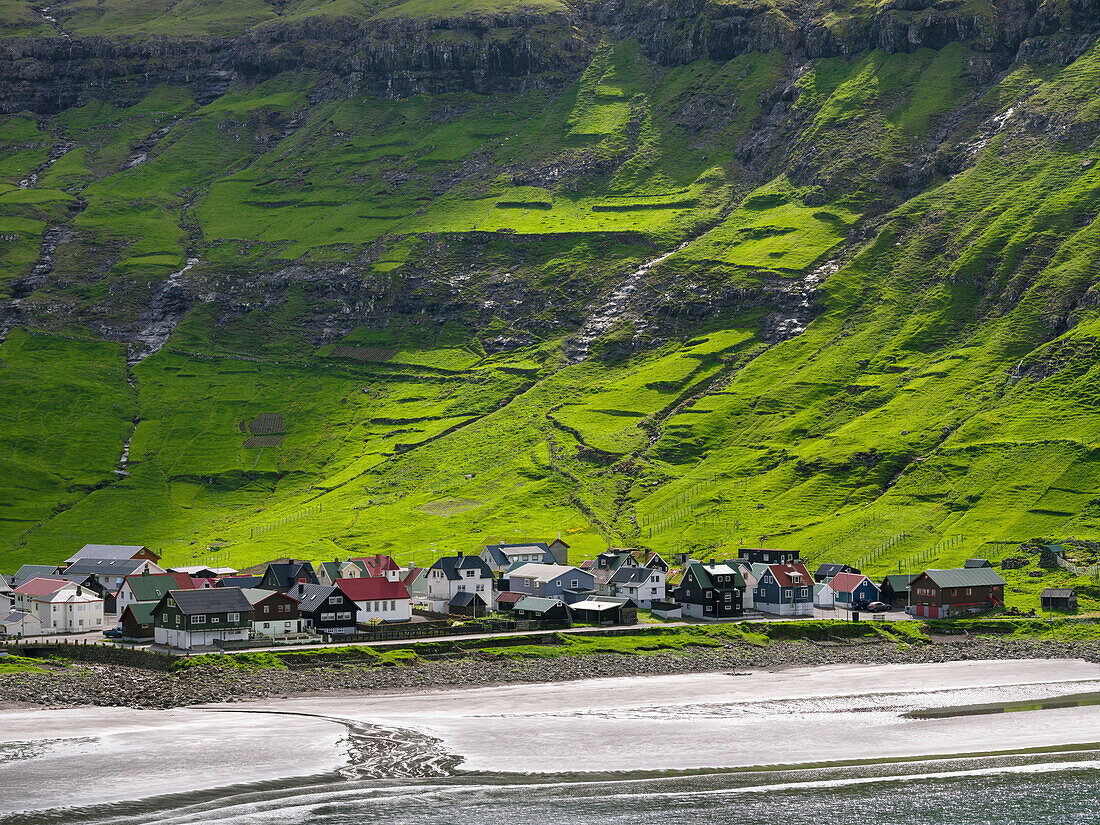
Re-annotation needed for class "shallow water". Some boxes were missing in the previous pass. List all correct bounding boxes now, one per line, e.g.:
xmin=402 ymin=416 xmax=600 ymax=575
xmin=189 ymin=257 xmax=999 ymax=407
xmin=3 ymin=659 xmax=1100 ymax=823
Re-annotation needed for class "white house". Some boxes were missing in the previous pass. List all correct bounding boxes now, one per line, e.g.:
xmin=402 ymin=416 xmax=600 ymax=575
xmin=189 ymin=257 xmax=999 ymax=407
xmin=480 ymin=540 xmax=569 ymax=573
xmin=11 ymin=577 xmax=104 ymax=634
xmin=335 ymin=576 xmax=412 ymax=622
xmin=607 ymin=565 xmax=665 ymax=608
xmin=425 ymin=553 xmax=496 ymax=613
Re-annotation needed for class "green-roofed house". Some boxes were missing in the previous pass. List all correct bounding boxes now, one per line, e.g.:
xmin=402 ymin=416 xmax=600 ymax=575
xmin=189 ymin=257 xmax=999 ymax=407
xmin=512 ymin=596 xmax=570 ymax=622
xmin=115 ymin=571 xmax=195 ymax=620
xmin=910 ymin=568 xmax=1007 ymax=618
xmin=120 ymin=602 xmax=157 ymax=640
xmin=674 ymin=560 xmax=745 ymax=621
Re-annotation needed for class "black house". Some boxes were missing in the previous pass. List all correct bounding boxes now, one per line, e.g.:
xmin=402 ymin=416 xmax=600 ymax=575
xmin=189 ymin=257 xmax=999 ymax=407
xmin=814 ymin=563 xmax=861 ymax=583
xmin=674 ymin=560 xmax=745 ymax=621
xmin=737 ymin=548 xmax=800 ymax=565
xmin=260 ymin=561 xmax=319 ymax=592
xmin=291 ymin=583 xmax=358 ymax=634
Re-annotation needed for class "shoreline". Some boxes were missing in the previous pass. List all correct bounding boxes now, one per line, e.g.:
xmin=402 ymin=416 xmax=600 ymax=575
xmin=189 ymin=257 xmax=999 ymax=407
xmin=2 ymin=635 xmax=1099 ymax=710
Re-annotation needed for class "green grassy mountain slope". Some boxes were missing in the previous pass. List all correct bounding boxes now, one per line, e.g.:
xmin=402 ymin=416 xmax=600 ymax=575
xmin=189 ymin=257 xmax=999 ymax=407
xmin=1 ymin=0 xmax=1099 ymax=598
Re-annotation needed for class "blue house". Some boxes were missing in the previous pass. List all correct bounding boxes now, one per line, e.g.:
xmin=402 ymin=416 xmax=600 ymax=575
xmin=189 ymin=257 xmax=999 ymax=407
xmin=822 ymin=572 xmax=880 ymax=608
xmin=505 ymin=563 xmax=594 ymax=603
xmin=753 ymin=562 xmax=815 ymax=617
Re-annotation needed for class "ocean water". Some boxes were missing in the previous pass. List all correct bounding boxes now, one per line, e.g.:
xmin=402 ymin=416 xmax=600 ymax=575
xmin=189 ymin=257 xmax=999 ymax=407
xmin=4 ymin=659 xmax=1100 ymax=824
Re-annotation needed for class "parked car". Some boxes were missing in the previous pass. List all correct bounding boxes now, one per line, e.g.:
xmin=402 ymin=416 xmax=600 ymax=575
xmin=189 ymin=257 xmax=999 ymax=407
xmin=867 ymin=601 xmax=891 ymax=612
xmin=102 ymin=628 xmax=123 ymax=639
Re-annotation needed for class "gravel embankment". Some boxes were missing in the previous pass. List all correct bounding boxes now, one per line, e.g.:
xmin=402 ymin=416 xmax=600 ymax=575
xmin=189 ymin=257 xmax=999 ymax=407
xmin=2 ymin=637 xmax=1098 ymax=709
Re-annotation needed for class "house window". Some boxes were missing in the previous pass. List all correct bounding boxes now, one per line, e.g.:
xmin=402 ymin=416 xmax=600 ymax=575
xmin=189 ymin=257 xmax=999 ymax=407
xmin=784 ymin=590 xmax=792 ymax=599
xmin=228 ymin=613 xmax=239 ymax=623
xmin=966 ymin=588 xmax=973 ymax=595
xmin=175 ymin=615 xmax=180 ymax=625
xmin=212 ymin=617 xmax=220 ymax=624
xmin=555 ymin=580 xmax=562 ymax=587
xmin=390 ymin=600 xmax=396 ymax=611
xmin=167 ymin=599 xmax=175 ymax=608
xmin=705 ymin=590 xmax=713 ymax=599
xmin=466 ymin=570 xmax=475 ymax=577
xmin=321 ymin=612 xmax=335 ymax=621
xmin=337 ymin=612 xmax=351 ymax=620
xmin=193 ymin=614 xmax=206 ymax=624
xmin=571 ymin=579 xmax=579 ymax=588
xmin=365 ymin=602 xmax=372 ymax=612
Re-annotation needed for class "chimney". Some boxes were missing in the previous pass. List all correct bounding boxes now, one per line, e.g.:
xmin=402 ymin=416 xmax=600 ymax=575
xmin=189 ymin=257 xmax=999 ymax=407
xmin=458 ymin=551 xmax=464 ymax=558
xmin=142 ymin=568 xmax=149 ymax=576
xmin=297 ymin=582 xmax=305 ymax=596
xmin=77 ymin=586 xmax=82 ymax=596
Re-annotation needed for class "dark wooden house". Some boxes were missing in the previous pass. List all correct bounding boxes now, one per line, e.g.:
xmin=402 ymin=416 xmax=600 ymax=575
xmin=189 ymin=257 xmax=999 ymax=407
xmin=1041 ymin=588 xmax=1078 ymax=612
xmin=674 ymin=560 xmax=744 ymax=621
xmin=291 ymin=582 xmax=358 ymax=634
xmin=259 ymin=561 xmax=319 ymax=592
xmin=243 ymin=588 xmax=303 ymax=637
xmin=910 ymin=568 xmax=1006 ymax=618
xmin=512 ymin=596 xmax=570 ymax=622
xmin=152 ymin=587 xmax=253 ymax=650
xmin=120 ymin=602 xmax=156 ymax=640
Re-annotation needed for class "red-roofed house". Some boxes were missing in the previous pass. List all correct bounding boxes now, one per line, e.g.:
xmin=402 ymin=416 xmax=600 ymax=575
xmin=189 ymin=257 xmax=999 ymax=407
xmin=336 ymin=576 xmax=411 ymax=622
xmin=752 ymin=562 xmax=815 ymax=617
xmin=818 ymin=571 xmax=879 ymax=608
xmin=353 ymin=554 xmax=402 ymax=580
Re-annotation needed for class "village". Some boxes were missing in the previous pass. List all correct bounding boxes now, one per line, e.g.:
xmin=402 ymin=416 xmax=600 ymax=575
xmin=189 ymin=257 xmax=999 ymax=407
xmin=0 ymin=538 xmax=1068 ymax=653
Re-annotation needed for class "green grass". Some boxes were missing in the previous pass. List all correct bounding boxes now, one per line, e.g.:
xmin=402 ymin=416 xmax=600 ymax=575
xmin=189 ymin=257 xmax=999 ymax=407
xmin=0 ymin=654 xmax=50 ymax=674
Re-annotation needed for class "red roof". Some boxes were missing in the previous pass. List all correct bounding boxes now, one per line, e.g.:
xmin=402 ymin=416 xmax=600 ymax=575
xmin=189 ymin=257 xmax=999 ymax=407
xmin=767 ymin=562 xmax=813 ymax=588
xmin=828 ymin=571 xmax=868 ymax=594
xmin=336 ymin=576 xmax=410 ymax=601
xmin=401 ymin=567 xmax=423 ymax=586
xmin=14 ymin=577 xmax=71 ymax=596
xmin=169 ymin=572 xmax=196 ymax=590
xmin=496 ymin=591 xmax=524 ymax=604
xmin=352 ymin=554 xmax=401 ymax=577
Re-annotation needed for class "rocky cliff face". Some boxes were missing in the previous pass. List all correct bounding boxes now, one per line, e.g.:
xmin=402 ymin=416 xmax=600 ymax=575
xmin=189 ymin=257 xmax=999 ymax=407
xmin=5 ymin=0 xmax=1098 ymax=115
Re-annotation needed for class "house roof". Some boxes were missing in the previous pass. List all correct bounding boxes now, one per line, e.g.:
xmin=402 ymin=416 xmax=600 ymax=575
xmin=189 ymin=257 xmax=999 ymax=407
xmin=336 ymin=577 xmax=410 ymax=601
xmin=882 ymin=574 xmax=917 ymax=591
xmin=495 ymin=591 xmax=524 ymax=605
xmin=506 ymin=562 xmax=587 ymax=583
xmin=483 ymin=543 xmax=553 ymax=566
xmin=686 ymin=561 xmax=745 ymax=590
xmin=430 ymin=554 xmax=493 ymax=581
xmin=570 ymin=597 xmax=632 ymax=611
xmin=163 ymin=587 xmax=252 ymax=615
xmin=816 ymin=563 xmax=858 ymax=578
xmin=286 ymin=583 xmax=332 ymax=611
xmin=401 ymin=567 xmax=425 ymax=587
xmin=63 ymin=558 xmax=152 ymax=578
xmin=263 ymin=561 xmax=317 ymax=588
xmin=351 ymin=554 xmax=401 ymax=577
xmin=122 ymin=602 xmax=156 ymax=625
xmin=168 ymin=566 xmax=238 ymax=576
xmin=218 ymin=575 xmax=262 ymax=589
xmin=963 ymin=558 xmax=992 ymax=568
xmin=242 ymin=587 xmax=296 ymax=606
xmin=13 ymin=577 xmax=72 ymax=597
xmin=1042 ymin=588 xmax=1076 ymax=598
xmin=0 ymin=611 xmax=38 ymax=626
xmin=449 ymin=591 xmax=487 ymax=608
xmin=609 ymin=566 xmax=656 ymax=585
xmin=513 ymin=595 xmax=565 ymax=613
xmin=65 ymin=544 xmax=154 ymax=563
xmin=124 ymin=573 xmax=194 ymax=602
xmin=12 ymin=565 xmax=58 ymax=586
xmin=917 ymin=568 xmax=1008 ymax=589
xmin=827 ymin=572 xmax=872 ymax=594
xmin=765 ymin=562 xmax=813 ymax=588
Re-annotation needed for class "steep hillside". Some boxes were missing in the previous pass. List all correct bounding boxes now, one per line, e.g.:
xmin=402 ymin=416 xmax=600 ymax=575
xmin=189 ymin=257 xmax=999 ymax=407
xmin=1 ymin=0 xmax=1099 ymax=585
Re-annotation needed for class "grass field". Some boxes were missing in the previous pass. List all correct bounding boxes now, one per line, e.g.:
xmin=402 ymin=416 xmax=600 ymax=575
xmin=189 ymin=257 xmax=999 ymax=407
xmin=1 ymin=20 xmax=1100 ymax=601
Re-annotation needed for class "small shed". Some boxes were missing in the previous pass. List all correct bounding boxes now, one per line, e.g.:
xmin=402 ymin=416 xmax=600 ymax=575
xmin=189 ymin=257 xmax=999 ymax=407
xmin=512 ymin=596 xmax=570 ymax=622
xmin=650 ymin=601 xmax=682 ymax=620
xmin=1041 ymin=588 xmax=1078 ymax=612
xmin=569 ymin=597 xmax=637 ymax=626
xmin=964 ymin=559 xmax=992 ymax=569
xmin=120 ymin=602 xmax=156 ymax=640
xmin=448 ymin=591 xmax=489 ymax=617
xmin=495 ymin=591 xmax=524 ymax=612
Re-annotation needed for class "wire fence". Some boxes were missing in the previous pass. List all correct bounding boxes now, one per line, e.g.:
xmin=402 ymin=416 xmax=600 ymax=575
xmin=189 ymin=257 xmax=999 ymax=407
xmin=250 ymin=504 xmax=324 ymax=539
